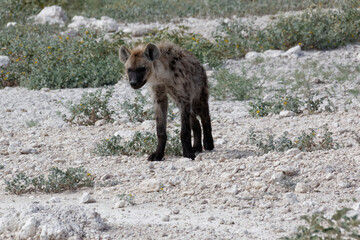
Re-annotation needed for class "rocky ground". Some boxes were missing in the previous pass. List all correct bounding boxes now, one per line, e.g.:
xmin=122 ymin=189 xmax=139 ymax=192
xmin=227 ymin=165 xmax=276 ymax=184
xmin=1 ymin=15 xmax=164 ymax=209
xmin=1 ymin=6 xmax=360 ymax=240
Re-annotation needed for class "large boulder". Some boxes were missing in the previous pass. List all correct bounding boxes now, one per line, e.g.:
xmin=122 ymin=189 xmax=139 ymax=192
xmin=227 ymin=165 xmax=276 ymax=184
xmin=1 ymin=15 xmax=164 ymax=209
xmin=33 ymin=5 xmax=67 ymax=27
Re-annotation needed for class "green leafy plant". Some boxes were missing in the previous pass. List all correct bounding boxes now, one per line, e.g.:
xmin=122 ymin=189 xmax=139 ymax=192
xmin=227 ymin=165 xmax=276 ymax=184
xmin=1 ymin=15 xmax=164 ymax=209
xmin=248 ymin=125 xmax=338 ymax=154
xmin=5 ymin=167 xmax=94 ymax=194
xmin=212 ymin=69 xmax=260 ymax=100
xmin=60 ymin=87 xmax=115 ymax=125
xmin=249 ymin=95 xmax=303 ymax=117
xmin=121 ymin=91 xmax=154 ymax=123
xmin=26 ymin=119 xmax=39 ymax=128
xmin=0 ymin=25 xmax=122 ymax=89
xmin=94 ymin=130 xmax=182 ymax=157
xmin=213 ymin=2 xmax=360 ymax=59
xmin=118 ymin=193 xmax=135 ymax=205
xmin=283 ymin=208 xmax=360 ymax=239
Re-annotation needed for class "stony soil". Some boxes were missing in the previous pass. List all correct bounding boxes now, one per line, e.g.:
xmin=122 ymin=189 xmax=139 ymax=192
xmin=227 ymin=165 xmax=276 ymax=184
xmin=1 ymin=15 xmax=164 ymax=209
xmin=1 ymin=13 xmax=360 ymax=240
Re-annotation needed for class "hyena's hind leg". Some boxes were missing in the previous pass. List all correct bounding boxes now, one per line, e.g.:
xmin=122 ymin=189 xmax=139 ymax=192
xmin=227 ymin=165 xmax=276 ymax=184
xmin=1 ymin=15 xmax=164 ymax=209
xmin=191 ymin=114 xmax=202 ymax=153
xmin=199 ymin=105 xmax=214 ymax=151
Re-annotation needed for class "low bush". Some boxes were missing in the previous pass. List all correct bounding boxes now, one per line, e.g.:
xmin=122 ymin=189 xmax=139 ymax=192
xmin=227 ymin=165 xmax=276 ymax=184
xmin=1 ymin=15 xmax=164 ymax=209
xmin=212 ymin=69 xmax=261 ymax=101
xmin=0 ymin=25 xmax=122 ymax=89
xmin=5 ymin=167 xmax=94 ymax=194
xmin=283 ymin=208 xmax=360 ymax=240
xmin=94 ymin=130 xmax=182 ymax=157
xmin=59 ymin=87 xmax=115 ymax=125
xmin=248 ymin=125 xmax=338 ymax=154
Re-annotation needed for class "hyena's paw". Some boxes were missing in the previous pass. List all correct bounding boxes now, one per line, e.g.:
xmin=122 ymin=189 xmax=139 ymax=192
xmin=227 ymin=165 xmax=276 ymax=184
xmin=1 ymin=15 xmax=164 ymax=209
xmin=204 ymin=139 xmax=214 ymax=151
xmin=192 ymin=145 xmax=203 ymax=153
xmin=183 ymin=151 xmax=195 ymax=160
xmin=148 ymin=152 xmax=165 ymax=161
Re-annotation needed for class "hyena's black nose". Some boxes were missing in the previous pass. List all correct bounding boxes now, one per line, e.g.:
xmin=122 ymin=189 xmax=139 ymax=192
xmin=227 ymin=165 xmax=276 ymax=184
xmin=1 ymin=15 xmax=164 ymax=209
xmin=130 ymin=81 xmax=137 ymax=87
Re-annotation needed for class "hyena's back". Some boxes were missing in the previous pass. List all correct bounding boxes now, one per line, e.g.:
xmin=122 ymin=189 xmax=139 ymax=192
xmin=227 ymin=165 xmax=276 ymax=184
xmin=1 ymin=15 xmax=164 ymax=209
xmin=153 ymin=42 xmax=209 ymax=110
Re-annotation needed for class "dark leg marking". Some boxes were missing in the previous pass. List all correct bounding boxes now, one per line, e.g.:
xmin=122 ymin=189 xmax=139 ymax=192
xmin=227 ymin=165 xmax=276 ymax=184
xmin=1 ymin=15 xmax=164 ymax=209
xmin=180 ymin=102 xmax=195 ymax=159
xmin=148 ymin=87 xmax=168 ymax=161
xmin=199 ymin=104 xmax=214 ymax=151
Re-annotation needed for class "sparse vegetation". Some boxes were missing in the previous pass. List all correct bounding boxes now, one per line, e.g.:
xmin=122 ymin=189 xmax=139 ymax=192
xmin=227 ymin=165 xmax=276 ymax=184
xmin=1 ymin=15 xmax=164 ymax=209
xmin=212 ymin=69 xmax=261 ymax=101
xmin=94 ymin=130 xmax=182 ymax=157
xmin=0 ymin=25 xmax=122 ymax=89
xmin=118 ymin=193 xmax=135 ymax=205
xmin=248 ymin=124 xmax=338 ymax=154
xmin=248 ymin=95 xmax=304 ymax=117
xmin=59 ymin=88 xmax=115 ymax=126
xmin=5 ymin=167 xmax=94 ymax=194
xmin=283 ymin=208 xmax=360 ymax=240
xmin=121 ymin=91 xmax=154 ymax=123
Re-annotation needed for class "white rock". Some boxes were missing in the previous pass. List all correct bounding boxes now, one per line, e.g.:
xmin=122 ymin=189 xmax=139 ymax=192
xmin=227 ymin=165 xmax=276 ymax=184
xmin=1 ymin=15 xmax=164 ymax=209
xmin=264 ymin=50 xmax=285 ymax=58
xmin=284 ymin=192 xmax=298 ymax=204
xmin=215 ymin=138 xmax=226 ymax=145
xmin=278 ymin=166 xmax=299 ymax=176
xmin=295 ymin=182 xmax=308 ymax=193
xmin=95 ymin=119 xmax=107 ymax=126
xmin=33 ymin=5 xmax=67 ymax=27
xmin=114 ymin=130 xmax=135 ymax=140
xmin=114 ymin=200 xmax=126 ymax=208
xmin=69 ymin=15 xmax=118 ymax=32
xmin=286 ymin=148 xmax=301 ymax=155
xmin=356 ymin=53 xmax=360 ymax=62
xmin=279 ymin=110 xmax=296 ymax=117
xmin=352 ymin=202 xmax=360 ymax=211
xmin=271 ymin=172 xmax=284 ymax=183
xmin=49 ymin=197 xmax=60 ymax=203
xmin=162 ymin=215 xmax=170 ymax=222
xmin=6 ymin=22 xmax=17 ymax=27
xmin=137 ymin=179 xmax=161 ymax=193
xmin=90 ymin=16 xmax=119 ymax=32
xmin=19 ymin=217 xmax=36 ymax=240
xmin=283 ymin=45 xmax=302 ymax=57
xmin=0 ymin=56 xmax=10 ymax=68
xmin=172 ymin=208 xmax=180 ymax=214
xmin=81 ymin=192 xmax=96 ymax=204
xmin=68 ymin=16 xmax=89 ymax=30
xmin=245 ymin=52 xmax=264 ymax=60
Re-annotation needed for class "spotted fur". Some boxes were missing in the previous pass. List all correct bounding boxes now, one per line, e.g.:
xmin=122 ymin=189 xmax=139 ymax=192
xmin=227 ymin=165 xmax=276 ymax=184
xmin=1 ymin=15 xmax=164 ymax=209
xmin=119 ymin=42 xmax=214 ymax=161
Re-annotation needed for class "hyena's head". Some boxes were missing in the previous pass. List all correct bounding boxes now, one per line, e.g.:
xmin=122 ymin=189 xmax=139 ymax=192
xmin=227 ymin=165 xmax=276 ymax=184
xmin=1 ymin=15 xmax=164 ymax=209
xmin=119 ymin=43 xmax=160 ymax=89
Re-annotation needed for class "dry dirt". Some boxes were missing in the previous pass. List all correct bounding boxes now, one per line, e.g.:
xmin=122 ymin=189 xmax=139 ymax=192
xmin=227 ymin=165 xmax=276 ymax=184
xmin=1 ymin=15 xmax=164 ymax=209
xmin=1 ymin=13 xmax=360 ymax=240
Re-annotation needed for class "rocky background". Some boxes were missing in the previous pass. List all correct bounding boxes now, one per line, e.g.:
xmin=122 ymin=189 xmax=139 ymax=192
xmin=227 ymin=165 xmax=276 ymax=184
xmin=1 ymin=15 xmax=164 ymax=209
xmin=1 ymin=5 xmax=360 ymax=240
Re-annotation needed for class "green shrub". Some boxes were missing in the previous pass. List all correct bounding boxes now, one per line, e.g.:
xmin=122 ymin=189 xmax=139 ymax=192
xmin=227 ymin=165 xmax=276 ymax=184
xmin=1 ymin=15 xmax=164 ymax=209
xmin=66 ymin=0 xmax=340 ymax=23
xmin=59 ymin=87 xmax=115 ymax=125
xmin=0 ymin=25 xmax=122 ymax=89
xmin=248 ymin=125 xmax=338 ymax=154
xmin=94 ymin=130 xmax=182 ymax=157
xmin=214 ymin=2 xmax=360 ymax=58
xmin=121 ymin=91 xmax=154 ymax=123
xmin=212 ymin=69 xmax=260 ymax=100
xmin=283 ymin=208 xmax=360 ymax=240
xmin=5 ymin=167 xmax=94 ymax=194
xmin=249 ymin=95 xmax=303 ymax=117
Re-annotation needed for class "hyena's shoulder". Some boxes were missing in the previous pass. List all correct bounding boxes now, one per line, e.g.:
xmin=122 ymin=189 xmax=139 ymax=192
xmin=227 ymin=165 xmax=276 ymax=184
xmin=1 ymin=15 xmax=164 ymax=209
xmin=157 ymin=42 xmax=203 ymax=75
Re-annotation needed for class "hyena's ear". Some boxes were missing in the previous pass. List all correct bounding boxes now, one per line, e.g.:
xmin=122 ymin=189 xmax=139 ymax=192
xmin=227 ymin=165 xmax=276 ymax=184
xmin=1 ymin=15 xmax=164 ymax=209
xmin=119 ymin=46 xmax=131 ymax=63
xmin=144 ymin=43 xmax=160 ymax=61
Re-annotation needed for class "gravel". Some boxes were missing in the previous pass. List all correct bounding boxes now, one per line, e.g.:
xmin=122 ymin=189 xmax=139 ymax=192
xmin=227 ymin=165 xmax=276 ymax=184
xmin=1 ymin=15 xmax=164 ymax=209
xmin=1 ymin=11 xmax=360 ymax=239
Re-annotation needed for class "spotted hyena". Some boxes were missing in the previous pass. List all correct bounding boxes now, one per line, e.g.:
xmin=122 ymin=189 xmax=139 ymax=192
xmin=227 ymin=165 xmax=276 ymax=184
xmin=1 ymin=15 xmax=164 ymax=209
xmin=119 ymin=42 xmax=214 ymax=161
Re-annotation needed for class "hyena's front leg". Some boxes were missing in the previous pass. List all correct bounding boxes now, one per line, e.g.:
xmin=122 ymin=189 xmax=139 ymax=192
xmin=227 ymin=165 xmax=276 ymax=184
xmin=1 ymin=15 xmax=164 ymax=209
xmin=180 ymin=102 xmax=196 ymax=159
xmin=148 ymin=90 xmax=168 ymax=161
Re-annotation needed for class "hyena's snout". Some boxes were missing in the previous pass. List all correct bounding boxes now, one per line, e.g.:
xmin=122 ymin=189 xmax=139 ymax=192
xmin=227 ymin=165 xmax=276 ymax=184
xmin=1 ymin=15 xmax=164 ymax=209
xmin=127 ymin=67 xmax=147 ymax=89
